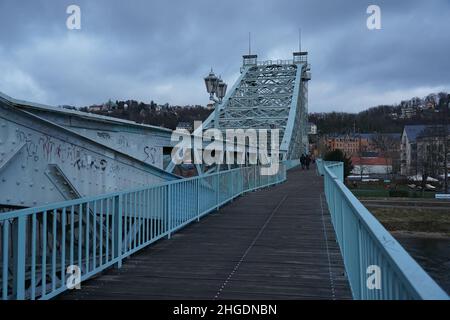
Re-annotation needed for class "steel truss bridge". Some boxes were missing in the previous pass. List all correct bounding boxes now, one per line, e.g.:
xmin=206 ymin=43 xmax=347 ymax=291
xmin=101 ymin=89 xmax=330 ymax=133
xmin=0 ymin=53 xmax=448 ymax=300
xmin=203 ymin=53 xmax=310 ymax=160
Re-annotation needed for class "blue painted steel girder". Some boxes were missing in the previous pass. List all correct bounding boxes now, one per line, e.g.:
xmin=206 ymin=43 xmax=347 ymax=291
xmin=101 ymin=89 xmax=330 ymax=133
xmin=0 ymin=95 xmax=178 ymax=208
xmin=202 ymin=53 xmax=311 ymax=160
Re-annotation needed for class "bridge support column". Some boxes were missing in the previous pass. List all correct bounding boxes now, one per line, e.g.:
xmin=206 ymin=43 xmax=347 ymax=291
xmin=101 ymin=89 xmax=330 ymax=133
xmin=12 ymin=216 xmax=27 ymax=300
xmin=113 ymin=195 xmax=123 ymax=268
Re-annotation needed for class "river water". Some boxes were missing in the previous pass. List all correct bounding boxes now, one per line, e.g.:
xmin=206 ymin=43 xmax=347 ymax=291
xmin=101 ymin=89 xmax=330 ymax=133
xmin=395 ymin=235 xmax=450 ymax=295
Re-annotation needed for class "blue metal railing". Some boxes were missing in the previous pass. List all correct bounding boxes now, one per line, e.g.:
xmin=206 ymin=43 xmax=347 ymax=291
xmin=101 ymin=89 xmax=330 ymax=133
xmin=317 ymin=159 xmax=449 ymax=300
xmin=284 ymin=159 xmax=300 ymax=170
xmin=0 ymin=164 xmax=286 ymax=300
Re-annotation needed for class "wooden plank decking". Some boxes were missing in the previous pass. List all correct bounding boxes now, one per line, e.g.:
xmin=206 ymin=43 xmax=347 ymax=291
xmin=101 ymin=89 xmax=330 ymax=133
xmin=60 ymin=166 xmax=352 ymax=300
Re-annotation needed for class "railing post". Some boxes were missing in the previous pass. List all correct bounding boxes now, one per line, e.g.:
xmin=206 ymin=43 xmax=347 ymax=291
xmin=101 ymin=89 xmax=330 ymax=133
xmin=197 ymin=179 xmax=200 ymax=221
xmin=167 ymin=184 xmax=172 ymax=238
xmin=340 ymin=191 xmax=345 ymax=258
xmin=241 ymin=168 xmax=244 ymax=193
xmin=357 ymin=220 xmax=364 ymax=300
xmin=254 ymin=166 xmax=257 ymax=189
xmin=216 ymin=173 xmax=220 ymax=210
xmin=113 ymin=195 xmax=123 ymax=268
xmin=230 ymin=170 xmax=234 ymax=201
xmin=12 ymin=216 xmax=27 ymax=300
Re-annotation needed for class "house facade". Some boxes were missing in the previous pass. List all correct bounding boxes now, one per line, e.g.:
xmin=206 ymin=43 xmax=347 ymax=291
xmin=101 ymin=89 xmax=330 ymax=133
xmin=401 ymin=124 xmax=450 ymax=176
xmin=325 ymin=134 xmax=371 ymax=157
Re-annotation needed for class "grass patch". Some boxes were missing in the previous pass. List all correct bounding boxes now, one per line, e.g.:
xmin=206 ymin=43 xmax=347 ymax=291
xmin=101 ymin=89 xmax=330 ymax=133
xmin=350 ymin=184 xmax=436 ymax=199
xmin=352 ymin=189 xmax=389 ymax=197
xmin=370 ymin=207 xmax=450 ymax=235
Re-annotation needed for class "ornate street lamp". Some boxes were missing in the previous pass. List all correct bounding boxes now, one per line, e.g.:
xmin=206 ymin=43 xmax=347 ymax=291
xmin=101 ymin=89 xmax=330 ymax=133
xmin=204 ymin=69 xmax=227 ymax=102
xmin=204 ymin=69 xmax=220 ymax=98
xmin=216 ymin=77 xmax=228 ymax=101
xmin=204 ymin=69 xmax=228 ymax=130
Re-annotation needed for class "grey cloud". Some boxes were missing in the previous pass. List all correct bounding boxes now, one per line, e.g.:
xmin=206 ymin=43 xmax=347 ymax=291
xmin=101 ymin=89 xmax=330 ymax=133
xmin=0 ymin=0 xmax=449 ymax=111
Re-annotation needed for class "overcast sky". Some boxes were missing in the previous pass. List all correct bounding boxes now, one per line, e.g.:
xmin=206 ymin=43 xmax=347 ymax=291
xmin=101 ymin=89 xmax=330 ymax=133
xmin=0 ymin=0 xmax=449 ymax=112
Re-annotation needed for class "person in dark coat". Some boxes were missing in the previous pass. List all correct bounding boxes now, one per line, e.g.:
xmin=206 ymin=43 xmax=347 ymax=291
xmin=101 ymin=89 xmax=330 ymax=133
xmin=300 ymin=154 xmax=306 ymax=170
xmin=305 ymin=154 xmax=311 ymax=170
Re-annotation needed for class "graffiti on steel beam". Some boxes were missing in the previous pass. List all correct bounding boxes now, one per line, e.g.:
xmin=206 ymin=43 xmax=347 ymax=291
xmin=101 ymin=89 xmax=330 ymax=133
xmin=143 ymin=146 xmax=157 ymax=165
xmin=15 ymin=128 xmax=110 ymax=172
xmin=97 ymin=132 xmax=111 ymax=140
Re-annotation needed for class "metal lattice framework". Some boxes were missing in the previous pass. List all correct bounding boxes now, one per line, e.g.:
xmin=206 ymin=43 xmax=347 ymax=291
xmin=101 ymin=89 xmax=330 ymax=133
xmin=203 ymin=53 xmax=311 ymax=160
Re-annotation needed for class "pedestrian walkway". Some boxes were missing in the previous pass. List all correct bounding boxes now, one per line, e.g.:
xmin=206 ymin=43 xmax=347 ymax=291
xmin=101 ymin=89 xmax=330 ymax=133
xmin=60 ymin=167 xmax=352 ymax=300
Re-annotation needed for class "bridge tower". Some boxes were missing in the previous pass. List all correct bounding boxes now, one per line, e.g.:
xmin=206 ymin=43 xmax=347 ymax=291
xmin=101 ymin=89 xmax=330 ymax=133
xmin=202 ymin=52 xmax=311 ymax=160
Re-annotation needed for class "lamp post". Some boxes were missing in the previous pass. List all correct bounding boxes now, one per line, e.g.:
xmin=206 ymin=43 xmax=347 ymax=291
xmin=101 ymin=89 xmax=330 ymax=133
xmin=204 ymin=69 xmax=220 ymax=100
xmin=204 ymin=69 xmax=227 ymax=102
xmin=204 ymin=69 xmax=228 ymax=128
xmin=216 ymin=77 xmax=228 ymax=102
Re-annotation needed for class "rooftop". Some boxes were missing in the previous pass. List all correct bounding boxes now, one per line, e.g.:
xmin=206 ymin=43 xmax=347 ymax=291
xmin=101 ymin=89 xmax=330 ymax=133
xmin=352 ymin=156 xmax=392 ymax=166
xmin=404 ymin=124 xmax=450 ymax=142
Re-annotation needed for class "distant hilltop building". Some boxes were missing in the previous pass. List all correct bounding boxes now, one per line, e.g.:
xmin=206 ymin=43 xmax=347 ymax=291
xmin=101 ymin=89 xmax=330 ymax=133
xmin=59 ymin=105 xmax=77 ymax=110
xmin=399 ymin=94 xmax=441 ymax=119
xmin=88 ymin=105 xmax=103 ymax=112
xmin=88 ymin=99 xmax=118 ymax=113
xmin=400 ymin=104 xmax=417 ymax=119
xmin=308 ymin=122 xmax=317 ymax=135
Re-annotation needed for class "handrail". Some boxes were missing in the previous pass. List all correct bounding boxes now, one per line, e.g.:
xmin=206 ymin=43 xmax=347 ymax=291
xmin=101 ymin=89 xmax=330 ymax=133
xmin=284 ymin=159 xmax=300 ymax=170
xmin=0 ymin=164 xmax=287 ymax=300
xmin=257 ymin=59 xmax=294 ymax=66
xmin=319 ymin=160 xmax=448 ymax=300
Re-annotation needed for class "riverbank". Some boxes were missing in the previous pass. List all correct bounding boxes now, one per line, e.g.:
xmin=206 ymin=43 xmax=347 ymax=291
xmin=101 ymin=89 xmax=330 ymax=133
xmin=359 ymin=197 xmax=450 ymax=235
xmin=391 ymin=230 xmax=449 ymax=239
xmin=368 ymin=206 xmax=450 ymax=236
xmin=360 ymin=200 xmax=450 ymax=294
xmin=394 ymin=233 xmax=450 ymax=295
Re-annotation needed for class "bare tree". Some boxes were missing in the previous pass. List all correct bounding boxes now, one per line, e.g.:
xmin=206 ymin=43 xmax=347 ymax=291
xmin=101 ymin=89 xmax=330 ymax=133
xmin=371 ymin=133 xmax=399 ymax=179
xmin=317 ymin=136 xmax=330 ymax=157
xmin=355 ymin=141 xmax=368 ymax=180
xmin=416 ymin=126 xmax=446 ymax=192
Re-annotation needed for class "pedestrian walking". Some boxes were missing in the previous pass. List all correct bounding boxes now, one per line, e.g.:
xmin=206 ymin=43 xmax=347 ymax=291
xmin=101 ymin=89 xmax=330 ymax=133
xmin=300 ymin=154 xmax=306 ymax=170
xmin=305 ymin=154 xmax=311 ymax=170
